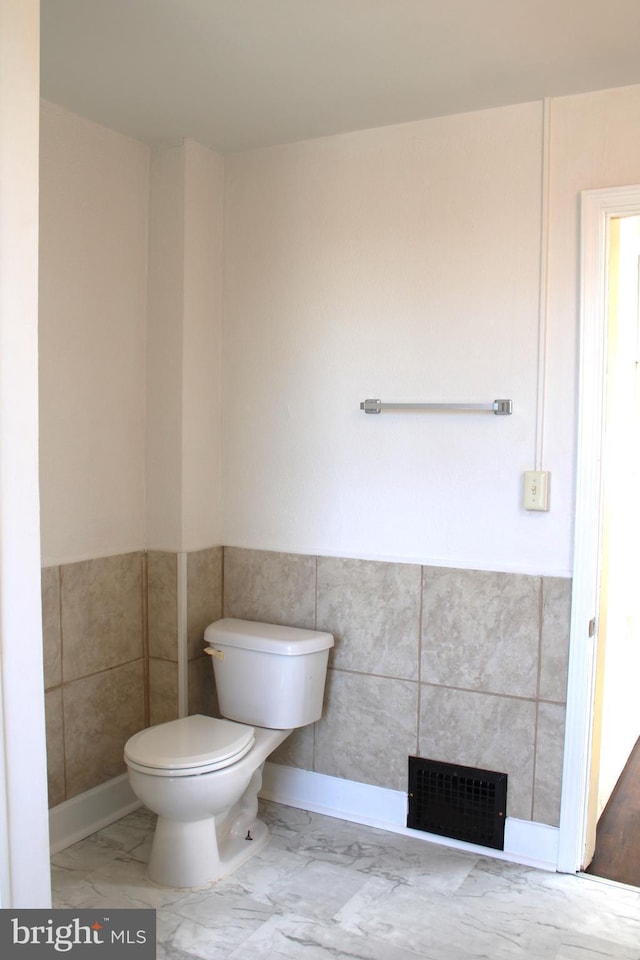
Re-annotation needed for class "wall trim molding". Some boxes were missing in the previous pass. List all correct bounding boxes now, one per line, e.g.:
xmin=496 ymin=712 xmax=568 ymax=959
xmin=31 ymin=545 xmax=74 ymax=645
xmin=261 ymin=762 xmax=560 ymax=872
xmin=49 ymin=775 xmax=140 ymax=855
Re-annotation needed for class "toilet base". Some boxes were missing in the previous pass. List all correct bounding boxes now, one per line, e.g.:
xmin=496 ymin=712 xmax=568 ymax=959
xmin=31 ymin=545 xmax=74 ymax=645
xmin=148 ymin=814 xmax=269 ymax=888
xmin=129 ymin=729 xmax=292 ymax=888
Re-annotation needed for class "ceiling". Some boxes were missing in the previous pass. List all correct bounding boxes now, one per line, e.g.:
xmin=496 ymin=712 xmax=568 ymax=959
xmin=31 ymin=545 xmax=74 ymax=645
xmin=40 ymin=0 xmax=640 ymax=154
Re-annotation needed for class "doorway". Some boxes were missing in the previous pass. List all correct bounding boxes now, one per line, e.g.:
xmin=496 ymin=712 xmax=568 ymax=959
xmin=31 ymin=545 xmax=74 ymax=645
xmin=584 ymin=213 xmax=640 ymax=883
xmin=558 ymin=186 xmax=640 ymax=879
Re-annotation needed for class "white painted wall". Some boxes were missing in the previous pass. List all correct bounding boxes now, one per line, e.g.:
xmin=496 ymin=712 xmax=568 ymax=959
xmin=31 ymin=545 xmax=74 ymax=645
xmin=222 ymin=102 xmax=555 ymax=573
xmin=146 ymin=142 xmax=185 ymax=551
xmin=146 ymin=139 xmax=224 ymax=551
xmin=40 ymin=85 xmax=640 ymax=578
xmin=0 ymin=0 xmax=51 ymax=906
xmin=36 ymin=85 xmax=640 ymax=582
xmin=544 ymin=85 xmax=640 ymax=581
xmin=39 ymin=102 xmax=149 ymax=565
xmin=181 ymin=140 xmax=224 ymax=550
xmin=221 ymin=84 xmax=640 ymax=578
xmin=40 ymin=113 xmax=224 ymax=561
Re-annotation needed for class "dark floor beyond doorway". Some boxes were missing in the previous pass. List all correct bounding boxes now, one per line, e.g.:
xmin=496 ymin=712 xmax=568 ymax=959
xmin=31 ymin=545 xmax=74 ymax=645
xmin=585 ymin=736 xmax=640 ymax=887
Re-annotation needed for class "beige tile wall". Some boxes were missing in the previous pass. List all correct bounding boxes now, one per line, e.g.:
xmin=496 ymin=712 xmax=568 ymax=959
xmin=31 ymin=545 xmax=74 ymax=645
xmin=42 ymin=547 xmax=224 ymax=808
xmin=146 ymin=546 xmax=224 ymax=722
xmin=42 ymin=553 xmax=147 ymax=806
xmin=186 ymin=547 xmax=223 ymax=716
xmin=224 ymin=547 xmax=572 ymax=827
xmin=147 ymin=550 xmax=179 ymax=724
xmin=42 ymin=545 xmax=571 ymax=828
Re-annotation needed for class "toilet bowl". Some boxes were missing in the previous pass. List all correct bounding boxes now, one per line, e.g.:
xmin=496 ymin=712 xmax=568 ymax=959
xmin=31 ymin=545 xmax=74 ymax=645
xmin=124 ymin=618 xmax=333 ymax=888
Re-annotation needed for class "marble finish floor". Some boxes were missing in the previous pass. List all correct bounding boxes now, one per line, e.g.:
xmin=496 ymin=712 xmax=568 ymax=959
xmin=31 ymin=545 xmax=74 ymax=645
xmin=51 ymin=802 xmax=640 ymax=959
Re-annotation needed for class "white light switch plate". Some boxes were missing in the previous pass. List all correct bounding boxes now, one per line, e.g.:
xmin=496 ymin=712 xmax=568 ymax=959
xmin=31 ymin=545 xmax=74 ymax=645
xmin=523 ymin=470 xmax=550 ymax=511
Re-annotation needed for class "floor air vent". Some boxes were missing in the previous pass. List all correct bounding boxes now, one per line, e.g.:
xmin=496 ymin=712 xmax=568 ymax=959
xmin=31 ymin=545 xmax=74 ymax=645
xmin=407 ymin=757 xmax=507 ymax=850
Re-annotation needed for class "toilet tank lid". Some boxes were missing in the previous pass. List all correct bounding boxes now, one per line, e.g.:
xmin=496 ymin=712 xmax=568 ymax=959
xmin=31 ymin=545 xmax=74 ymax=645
xmin=205 ymin=618 xmax=334 ymax=655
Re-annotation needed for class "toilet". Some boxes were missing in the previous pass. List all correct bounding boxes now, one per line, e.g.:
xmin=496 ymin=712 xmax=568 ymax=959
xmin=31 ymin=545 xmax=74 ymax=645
xmin=124 ymin=617 xmax=334 ymax=888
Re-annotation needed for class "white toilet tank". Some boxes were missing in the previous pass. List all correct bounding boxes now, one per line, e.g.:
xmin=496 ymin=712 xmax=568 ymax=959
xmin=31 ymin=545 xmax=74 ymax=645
xmin=204 ymin=618 xmax=334 ymax=729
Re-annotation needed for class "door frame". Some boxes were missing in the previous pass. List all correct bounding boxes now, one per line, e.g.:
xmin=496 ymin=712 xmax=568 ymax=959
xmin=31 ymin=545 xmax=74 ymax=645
xmin=557 ymin=183 xmax=640 ymax=874
xmin=0 ymin=0 xmax=52 ymax=907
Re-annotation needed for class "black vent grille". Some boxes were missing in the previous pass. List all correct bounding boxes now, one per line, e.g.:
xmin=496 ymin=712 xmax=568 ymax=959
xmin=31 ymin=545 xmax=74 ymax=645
xmin=407 ymin=757 xmax=507 ymax=850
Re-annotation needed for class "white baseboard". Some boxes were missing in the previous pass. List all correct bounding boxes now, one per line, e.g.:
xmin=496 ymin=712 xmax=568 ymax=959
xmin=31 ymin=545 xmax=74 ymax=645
xmin=261 ymin=762 xmax=560 ymax=872
xmin=49 ymin=764 xmax=560 ymax=874
xmin=49 ymin=774 xmax=141 ymax=855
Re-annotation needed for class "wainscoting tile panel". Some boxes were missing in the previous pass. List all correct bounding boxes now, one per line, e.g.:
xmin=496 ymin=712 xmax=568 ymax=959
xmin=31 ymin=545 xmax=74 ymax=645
xmin=63 ymin=660 xmax=145 ymax=799
xmin=187 ymin=546 xmax=223 ymax=661
xmin=270 ymin=724 xmax=315 ymax=771
xmin=147 ymin=551 xmax=178 ymax=662
xmin=314 ymin=669 xmax=418 ymax=791
xmin=539 ymin=577 xmax=572 ymax=703
xmin=149 ymin=657 xmax=179 ymax=726
xmin=533 ymin=701 xmax=566 ymax=827
xmin=42 ymin=564 xmax=62 ymax=690
xmin=419 ymin=684 xmax=536 ymax=820
xmin=187 ymin=655 xmax=219 ymax=718
xmin=61 ymin=553 xmax=144 ymax=682
xmin=421 ymin=567 xmax=540 ymax=698
xmin=223 ymin=548 xmax=316 ymax=629
xmin=316 ymin=557 xmax=420 ymax=680
xmin=45 ymin=687 xmax=65 ymax=806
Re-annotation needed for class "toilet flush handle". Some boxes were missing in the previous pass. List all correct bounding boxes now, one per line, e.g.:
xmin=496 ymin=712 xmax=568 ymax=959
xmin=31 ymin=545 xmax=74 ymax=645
xmin=204 ymin=646 xmax=224 ymax=660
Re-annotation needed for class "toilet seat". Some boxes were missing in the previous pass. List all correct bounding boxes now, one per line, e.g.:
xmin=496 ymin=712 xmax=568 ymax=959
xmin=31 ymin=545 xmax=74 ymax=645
xmin=124 ymin=714 xmax=255 ymax=777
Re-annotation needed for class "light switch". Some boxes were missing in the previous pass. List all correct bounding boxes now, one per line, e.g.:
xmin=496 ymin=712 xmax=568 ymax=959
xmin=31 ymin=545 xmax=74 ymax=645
xmin=523 ymin=470 xmax=550 ymax=511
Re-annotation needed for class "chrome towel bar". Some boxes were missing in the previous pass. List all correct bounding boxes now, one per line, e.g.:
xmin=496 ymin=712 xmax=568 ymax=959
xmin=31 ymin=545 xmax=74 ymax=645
xmin=359 ymin=399 xmax=513 ymax=415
